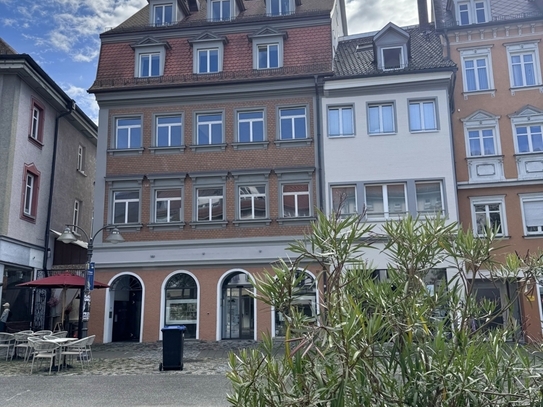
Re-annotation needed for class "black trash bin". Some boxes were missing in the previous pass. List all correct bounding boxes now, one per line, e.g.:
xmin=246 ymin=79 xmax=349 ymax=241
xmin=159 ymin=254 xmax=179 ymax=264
xmin=160 ymin=325 xmax=186 ymax=371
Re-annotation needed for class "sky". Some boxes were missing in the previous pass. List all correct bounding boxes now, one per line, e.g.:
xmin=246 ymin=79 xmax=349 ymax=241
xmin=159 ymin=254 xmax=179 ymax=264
xmin=0 ymin=0 xmax=422 ymax=123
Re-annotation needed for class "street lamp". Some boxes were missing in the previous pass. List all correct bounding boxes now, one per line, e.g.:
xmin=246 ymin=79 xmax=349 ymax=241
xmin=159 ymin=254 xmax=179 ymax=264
xmin=58 ymin=224 xmax=124 ymax=338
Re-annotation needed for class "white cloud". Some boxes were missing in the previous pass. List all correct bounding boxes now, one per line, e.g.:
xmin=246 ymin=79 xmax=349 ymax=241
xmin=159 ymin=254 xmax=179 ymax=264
xmin=346 ymin=0 xmax=419 ymax=34
xmin=63 ymin=83 xmax=99 ymax=124
xmin=2 ymin=18 xmax=16 ymax=26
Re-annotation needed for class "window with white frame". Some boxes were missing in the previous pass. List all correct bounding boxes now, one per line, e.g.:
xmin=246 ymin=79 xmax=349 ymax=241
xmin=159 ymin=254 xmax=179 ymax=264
xmin=239 ymin=185 xmax=267 ymax=219
xmin=331 ymin=186 xmax=357 ymax=216
xmin=154 ymin=4 xmax=173 ymax=26
xmin=471 ymin=197 xmax=506 ymax=237
xmin=279 ymin=107 xmax=307 ymax=140
xmin=156 ymin=116 xmax=182 ymax=147
xmin=415 ymin=181 xmax=444 ymax=216
xmin=328 ymin=106 xmax=354 ymax=137
xmin=113 ymin=191 xmax=140 ymax=224
xmin=409 ymin=100 xmax=437 ymax=132
xmin=381 ymin=47 xmax=404 ymax=70
xmin=257 ymin=43 xmax=279 ymax=69
xmin=467 ymin=128 xmax=496 ymax=156
xmin=116 ymin=118 xmax=142 ymax=149
xmin=139 ymin=53 xmax=161 ymax=77
xmin=197 ymin=48 xmax=219 ymax=74
xmin=521 ymin=195 xmax=543 ymax=236
xmin=29 ymin=99 xmax=44 ymax=143
xmin=24 ymin=173 xmax=35 ymax=216
xmin=457 ymin=0 xmax=487 ymax=25
xmin=365 ymin=183 xmax=407 ymax=219
xmin=268 ymin=0 xmax=292 ymax=16
xmin=155 ymin=189 xmax=182 ymax=223
xmin=515 ymin=124 xmax=543 ymax=153
xmin=506 ymin=42 xmax=542 ymax=88
xmin=238 ymin=111 xmax=264 ymax=142
xmin=210 ymin=0 xmax=230 ymax=21
xmin=197 ymin=113 xmax=223 ymax=145
xmin=282 ymin=183 xmax=310 ymax=217
xmin=73 ymin=200 xmax=80 ymax=230
xmin=196 ymin=187 xmax=224 ymax=221
xmin=164 ymin=273 xmax=198 ymax=339
xmin=77 ymin=145 xmax=84 ymax=172
xmin=368 ymin=103 xmax=395 ymax=134
xmin=461 ymin=48 xmax=493 ymax=92
xmin=22 ymin=164 xmax=40 ymax=220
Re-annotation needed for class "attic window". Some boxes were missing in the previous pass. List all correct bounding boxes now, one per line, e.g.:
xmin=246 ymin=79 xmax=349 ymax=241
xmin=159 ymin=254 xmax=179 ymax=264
xmin=382 ymin=47 xmax=404 ymax=70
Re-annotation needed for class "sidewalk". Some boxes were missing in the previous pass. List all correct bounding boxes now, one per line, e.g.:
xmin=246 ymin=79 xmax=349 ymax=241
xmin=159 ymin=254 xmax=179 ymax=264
xmin=0 ymin=339 xmax=264 ymax=377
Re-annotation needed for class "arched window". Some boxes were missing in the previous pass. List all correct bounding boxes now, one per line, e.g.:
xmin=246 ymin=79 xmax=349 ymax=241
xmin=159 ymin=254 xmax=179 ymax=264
xmin=165 ymin=273 xmax=198 ymax=338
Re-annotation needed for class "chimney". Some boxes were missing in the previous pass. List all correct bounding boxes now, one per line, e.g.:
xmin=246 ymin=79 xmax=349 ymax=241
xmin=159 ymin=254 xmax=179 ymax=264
xmin=418 ymin=0 xmax=430 ymax=29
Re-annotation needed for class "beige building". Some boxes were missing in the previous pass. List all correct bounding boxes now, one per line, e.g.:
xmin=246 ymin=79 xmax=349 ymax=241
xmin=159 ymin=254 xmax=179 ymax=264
xmin=433 ymin=0 xmax=543 ymax=342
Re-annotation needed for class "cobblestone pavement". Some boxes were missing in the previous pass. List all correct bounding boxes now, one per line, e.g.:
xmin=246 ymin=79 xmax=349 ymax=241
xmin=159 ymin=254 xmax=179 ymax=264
xmin=0 ymin=340 xmax=264 ymax=377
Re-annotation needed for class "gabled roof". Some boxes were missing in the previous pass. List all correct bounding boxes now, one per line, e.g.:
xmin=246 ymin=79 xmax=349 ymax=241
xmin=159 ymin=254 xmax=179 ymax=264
xmin=247 ymin=26 xmax=288 ymax=41
xmin=332 ymin=25 xmax=456 ymax=78
xmin=373 ymin=22 xmax=410 ymax=42
xmin=461 ymin=109 xmax=500 ymax=122
xmin=509 ymin=105 xmax=543 ymax=118
xmin=130 ymin=36 xmax=172 ymax=49
xmin=187 ymin=31 xmax=229 ymax=44
xmin=433 ymin=0 xmax=543 ymax=30
xmin=0 ymin=38 xmax=17 ymax=55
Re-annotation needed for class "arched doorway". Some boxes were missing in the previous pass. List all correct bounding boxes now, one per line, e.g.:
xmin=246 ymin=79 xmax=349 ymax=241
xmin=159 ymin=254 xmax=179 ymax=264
xmin=110 ymin=275 xmax=142 ymax=342
xmin=274 ymin=270 xmax=317 ymax=337
xmin=221 ymin=271 xmax=254 ymax=340
xmin=164 ymin=273 xmax=198 ymax=339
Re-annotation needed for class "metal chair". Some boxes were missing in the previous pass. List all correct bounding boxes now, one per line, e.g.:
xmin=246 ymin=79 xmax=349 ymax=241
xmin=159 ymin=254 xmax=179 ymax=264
xmin=52 ymin=331 xmax=68 ymax=338
xmin=85 ymin=335 xmax=96 ymax=363
xmin=0 ymin=333 xmax=14 ymax=361
xmin=33 ymin=330 xmax=53 ymax=337
xmin=11 ymin=332 xmax=33 ymax=361
xmin=30 ymin=340 xmax=59 ymax=375
xmin=58 ymin=337 xmax=87 ymax=371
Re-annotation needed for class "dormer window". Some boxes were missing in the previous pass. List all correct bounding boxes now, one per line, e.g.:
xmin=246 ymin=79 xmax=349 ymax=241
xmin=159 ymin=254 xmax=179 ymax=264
xmin=249 ymin=27 xmax=287 ymax=70
xmin=131 ymin=37 xmax=170 ymax=78
xmin=456 ymin=1 xmax=488 ymax=25
xmin=210 ymin=0 xmax=230 ymax=21
xmin=268 ymin=0 xmax=293 ymax=16
xmin=382 ymin=47 xmax=404 ymax=70
xmin=154 ymin=4 xmax=173 ymax=26
xmin=189 ymin=32 xmax=228 ymax=74
xmin=140 ymin=53 xmax=160 ymax=77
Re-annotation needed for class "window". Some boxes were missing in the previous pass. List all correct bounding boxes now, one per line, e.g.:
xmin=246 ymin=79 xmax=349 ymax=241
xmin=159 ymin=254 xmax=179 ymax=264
xmin=328 ymin=106 xmax=354 ymax=137
xmin=154 ymin=4 xmax=173 ymax=26
xmin=471 ymin=197 xmax=506 ymax=237
xmin=210 ymin=0 xmax=230 ymax=21
xmin=331 ymin=186 xmax=357 ymax=216
xmin=368 ymin=103 xmax=395 ymax=134
xmin=467 ymin=128 xmax=496 ymax=156
xmin=73 ymin=200 xmax=80 ymax=230
xmin=365 ymin=184 xmax=407 ymax=219
xmin=521 ymin=196 xmax=543 ymax=236
xmin=196 ymin=188 xmax=224 ymax=221
xmin=506 ymin=43 xmax=541 ymax=88
xmin=116 ymin=118 xmax=141 ymax=149
xmin=198 ymin=48 xmax=219 ymax=74
xmin=77 ymin=145 xmax=84 ymax=172
xmin=21 ymin=164 xmax=40 ymax=220
xmin=279 ymin=108 xmax=307 ymax=140
xmin=457 ymin=1 xmax=487 ymax=25
xmin=516 ymin=124 xmax=543 ymax=153
xmin=139 ymin=53 xmax=160 ymax=77
xmin=415 ymin=182 xmax=443 ymax=216
xmin=165 ymin=273 xmax=198 ymax=338
xmin=197 ymin=113 xmax=223 ymax=145
xmin=257 ymin=44 xmax=279 ymax=69
xmin=155 ymin=189 xmax=182 ymax=223
xmin=113 ymin=191 xmax=140 ymax=224
xmin=381 ymin=47 xmax=404 ymax=70
xmin=238 ymin=111 xmax=264 ymax=142
xmin=409 ymin=101 xmax=437 ymax=132
xmin=29 ymin=99 xmax=44 ymax=143
xmin=239 ymin=185 xmax=267 ymax=219
xmin=460 ymin=48 xmax=494 ymax=92
xmin=156 ymin=116 xmax=182 ymax=147
xmin=269 ymin=0 xmax=292 ymax=16
xmin=282 ymin=183 xmax=310 ymax=217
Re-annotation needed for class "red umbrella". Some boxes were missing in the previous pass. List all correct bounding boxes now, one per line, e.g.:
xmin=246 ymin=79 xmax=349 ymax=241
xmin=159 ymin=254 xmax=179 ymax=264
xmin=17 ymin=273 xmax=109 ymax=326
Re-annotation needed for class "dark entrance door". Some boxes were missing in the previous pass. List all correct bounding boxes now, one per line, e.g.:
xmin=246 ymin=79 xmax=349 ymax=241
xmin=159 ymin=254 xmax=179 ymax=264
xmin=111 ymin=276 xmax=142 ymax=342
xmin=221 ymin=273 xmax=254 ymax=340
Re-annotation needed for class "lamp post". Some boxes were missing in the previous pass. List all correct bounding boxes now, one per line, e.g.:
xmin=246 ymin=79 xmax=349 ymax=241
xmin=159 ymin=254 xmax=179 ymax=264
xmin=57 ymin=225 xmax=124 ymax=338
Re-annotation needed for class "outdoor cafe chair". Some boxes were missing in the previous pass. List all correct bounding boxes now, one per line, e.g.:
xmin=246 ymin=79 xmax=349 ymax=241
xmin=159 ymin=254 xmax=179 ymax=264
xmin=11 ymin=332 xmax=33 ymax=361
xmin=0 ymin=332 xmax=14 ymax=361
xmin=52 ymin=331 xmax=68 ymax=338
xmin=58 ymin=337 xmax=87 ymax=371
xmin=33 ymin=330 xmax=53 ymax=337
xmin=30 ymin=340 xmax=59 ymax=375
xmin=85 ymin=335 xmax=95 ymax=362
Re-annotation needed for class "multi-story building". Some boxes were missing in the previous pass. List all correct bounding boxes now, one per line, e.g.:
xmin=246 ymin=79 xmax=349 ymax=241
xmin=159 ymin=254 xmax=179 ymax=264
xmin=432 ymin=0 xmax=543 ymax=341
xmin=321 ymin=19 xmax=459 ymax=301
xmin=0 ymin=39 xmax=98 ymax=331
xmin=88 ymin=0 xmax=347 ymax=342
